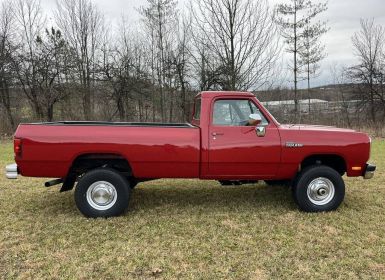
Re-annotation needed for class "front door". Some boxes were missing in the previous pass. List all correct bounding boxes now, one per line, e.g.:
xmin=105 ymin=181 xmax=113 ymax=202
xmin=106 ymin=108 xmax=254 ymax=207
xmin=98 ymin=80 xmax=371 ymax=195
xmin=208 ymin=98 xmax=281 ymax=178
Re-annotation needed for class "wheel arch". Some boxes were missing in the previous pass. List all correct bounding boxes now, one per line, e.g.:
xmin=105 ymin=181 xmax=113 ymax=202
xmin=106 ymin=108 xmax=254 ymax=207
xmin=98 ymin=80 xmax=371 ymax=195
xmin=61 ymin=152 xmax=133 ymax=192
xmin=70 ymin=153 xmax=133 ymax=175
xmin=300 ymin=154 xmax=347 ymax=176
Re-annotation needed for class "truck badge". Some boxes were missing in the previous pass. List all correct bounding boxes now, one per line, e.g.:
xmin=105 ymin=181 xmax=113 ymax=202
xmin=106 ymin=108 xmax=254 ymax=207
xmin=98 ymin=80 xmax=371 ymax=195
xmin=286 ymin=142 xmax=304 ymax=148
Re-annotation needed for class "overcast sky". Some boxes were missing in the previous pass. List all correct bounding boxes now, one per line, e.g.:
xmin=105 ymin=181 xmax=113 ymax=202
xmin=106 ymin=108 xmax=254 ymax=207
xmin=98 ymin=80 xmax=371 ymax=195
xmin=40 ymin=0 xmax=385 ymax=88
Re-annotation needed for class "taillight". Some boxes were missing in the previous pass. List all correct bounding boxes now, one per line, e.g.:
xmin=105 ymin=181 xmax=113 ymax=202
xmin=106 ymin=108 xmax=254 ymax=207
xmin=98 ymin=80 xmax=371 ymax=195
xmin=14 ymin=138 xmax=22 ymax=157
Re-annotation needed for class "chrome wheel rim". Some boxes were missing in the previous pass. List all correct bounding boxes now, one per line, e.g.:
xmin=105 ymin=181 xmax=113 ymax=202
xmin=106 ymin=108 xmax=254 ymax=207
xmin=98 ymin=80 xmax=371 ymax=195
xmin=86 ymin=181 xmax=117 ymax=211
xmin=307 ymin=177 xmax=335 ymax=206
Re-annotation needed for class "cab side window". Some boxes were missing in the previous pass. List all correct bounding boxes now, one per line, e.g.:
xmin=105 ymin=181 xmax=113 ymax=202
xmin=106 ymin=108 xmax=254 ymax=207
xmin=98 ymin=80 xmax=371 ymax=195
xmin=193 ymin=98 xmax=201 ymax=120
xmin=212 ymin=99 xmax=268 ymax=126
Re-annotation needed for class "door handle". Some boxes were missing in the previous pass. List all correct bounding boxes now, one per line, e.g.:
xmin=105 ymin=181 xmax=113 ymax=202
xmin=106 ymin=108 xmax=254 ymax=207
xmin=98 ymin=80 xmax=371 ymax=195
xmin=212 ymin=132 xmax=224 ymax=136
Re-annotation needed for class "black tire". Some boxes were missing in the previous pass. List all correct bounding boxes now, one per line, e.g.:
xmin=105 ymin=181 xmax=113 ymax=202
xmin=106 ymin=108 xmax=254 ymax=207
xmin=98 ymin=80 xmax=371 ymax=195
xmin=128 ymin=178 xmax=138 ymax=189
xmin=292 ymin=165 xmax=345 ymax=212
xmin=265 ymin=180 xmax=291 ymax=187
xmin=75 ymin=168 xmax=131 ymax=218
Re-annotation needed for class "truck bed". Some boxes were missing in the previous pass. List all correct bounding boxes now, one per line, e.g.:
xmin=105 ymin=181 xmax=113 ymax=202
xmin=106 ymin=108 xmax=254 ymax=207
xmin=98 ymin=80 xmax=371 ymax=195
xmin=15 ymin=122 xmax=201 ymax=179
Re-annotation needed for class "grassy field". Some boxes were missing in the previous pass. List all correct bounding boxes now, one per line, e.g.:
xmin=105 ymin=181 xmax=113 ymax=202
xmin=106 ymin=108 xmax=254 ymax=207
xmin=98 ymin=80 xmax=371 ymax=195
xmin=0 ymin=141 xmax=384 ymax=279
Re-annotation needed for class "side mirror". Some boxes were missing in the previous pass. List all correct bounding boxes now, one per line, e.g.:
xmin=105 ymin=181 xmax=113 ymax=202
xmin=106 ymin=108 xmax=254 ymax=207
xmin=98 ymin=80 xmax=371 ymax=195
xmin=255 ymin=126 xmax=266 ymax=137
xmin=248 ymin=114 xmax=262 ymax=126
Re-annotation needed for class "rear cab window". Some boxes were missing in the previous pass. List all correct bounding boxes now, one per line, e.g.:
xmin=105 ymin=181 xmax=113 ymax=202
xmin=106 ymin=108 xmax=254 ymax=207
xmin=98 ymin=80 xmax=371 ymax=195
xmin=193 ymin=98 xmax=201 ymax=120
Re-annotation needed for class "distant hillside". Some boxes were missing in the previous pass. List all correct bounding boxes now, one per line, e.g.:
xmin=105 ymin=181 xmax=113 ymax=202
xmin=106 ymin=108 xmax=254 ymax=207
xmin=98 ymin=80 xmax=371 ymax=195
xmin=255 ymin=84 xmax=357 ymax=102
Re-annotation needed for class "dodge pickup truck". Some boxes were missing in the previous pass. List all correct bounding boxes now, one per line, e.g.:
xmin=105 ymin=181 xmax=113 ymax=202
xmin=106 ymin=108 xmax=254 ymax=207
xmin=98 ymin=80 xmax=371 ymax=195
xmin=5 ymin=91 xmax=376 ymax=217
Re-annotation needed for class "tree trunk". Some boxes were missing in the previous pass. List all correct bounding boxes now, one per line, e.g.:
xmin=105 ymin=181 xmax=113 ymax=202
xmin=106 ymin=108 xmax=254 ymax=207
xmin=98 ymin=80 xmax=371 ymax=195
xmin=152 ymin=91 xmax=156 ymax=122
xmin=117 ymin=95 xmax=125 ymax=121
xmin=138 ymin=98 xmax=143 ymax=121
xmin=181 ymin=80 xmax=186 ymax=121
xmin=169 ymin=90 xmax=173 ymax=122
xmin=294 ymin=2 xmax=298 ymax=114
xmin=370 ymin=72 xmax=376 ymax=123
xmin=30 ymin=93 xmax=44 ymax=120
xmin=308 ymin=60 xmax=311 ymax=114
xmin=47 ymin=103 xmax=54 ymax=122
xmin=83 ymin=90 xmax=91 ymax=120
xmin=0 ymin=81 xmax=15 ymax=129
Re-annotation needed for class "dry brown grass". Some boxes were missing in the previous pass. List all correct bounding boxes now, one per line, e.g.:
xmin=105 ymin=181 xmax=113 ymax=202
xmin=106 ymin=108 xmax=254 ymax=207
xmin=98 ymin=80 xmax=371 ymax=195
xmin=0 ymin=141 xmax=384 ymax=279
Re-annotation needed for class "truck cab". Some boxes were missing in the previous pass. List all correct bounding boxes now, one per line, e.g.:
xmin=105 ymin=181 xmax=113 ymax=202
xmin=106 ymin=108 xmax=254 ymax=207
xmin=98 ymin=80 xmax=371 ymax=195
xmin=193 ymin=91 xmax=281 ymax=180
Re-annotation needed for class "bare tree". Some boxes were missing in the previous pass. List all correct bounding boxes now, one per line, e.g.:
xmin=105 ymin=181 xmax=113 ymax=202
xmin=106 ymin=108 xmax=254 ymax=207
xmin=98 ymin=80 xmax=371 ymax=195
xmin=348 ymin=19 xmax=385 ymax=123
xmin=191 ymin=0 xmax=280 ymax=91
xmin=330 ymin=65 xmax=352 ymax=127
xmin=55 ymin=0 xmax=104 ymax=120
xmin=13 ymin=0 xmax=45 ymax=119
xmin=0 ymin=0 xmax=16 ymax=128
xmin=101 ymin=23 xmax=151 ymax=121
xmin=276 ymin=0 xmax=327 ymax=113
xmin=139 ymin=0 xmax=178 ymax=122
xmin=189 ymin=37 xmax=221 ymax=91
xmin=34 ymin=28 xmax=76 ymax=121
xmin=173 ymin=15 xmax=192 ymax=121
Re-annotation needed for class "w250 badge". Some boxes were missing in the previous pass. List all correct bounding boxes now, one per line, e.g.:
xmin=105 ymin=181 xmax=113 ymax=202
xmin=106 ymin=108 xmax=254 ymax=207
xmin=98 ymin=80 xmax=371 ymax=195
xmin=286 ymin=142 xmax=304 ymax=148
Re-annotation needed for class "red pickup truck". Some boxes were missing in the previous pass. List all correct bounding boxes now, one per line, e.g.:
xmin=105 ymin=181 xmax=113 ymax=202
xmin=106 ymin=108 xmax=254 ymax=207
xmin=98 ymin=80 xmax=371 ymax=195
xmin=5 ymin=91 xmax=375 ymax=217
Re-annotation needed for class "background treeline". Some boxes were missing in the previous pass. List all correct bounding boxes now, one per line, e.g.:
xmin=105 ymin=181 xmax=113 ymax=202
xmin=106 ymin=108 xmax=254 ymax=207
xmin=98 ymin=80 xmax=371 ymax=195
xmin=0 ymin=0 xmax=384 ymax=134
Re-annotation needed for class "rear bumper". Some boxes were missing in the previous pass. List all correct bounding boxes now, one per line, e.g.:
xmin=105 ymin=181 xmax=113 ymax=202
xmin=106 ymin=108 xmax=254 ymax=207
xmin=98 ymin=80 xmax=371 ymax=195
xmin=364 ymin=163 xmax=376 ymax=179
xmin=5 ymin=163 xmax=18 ymax=179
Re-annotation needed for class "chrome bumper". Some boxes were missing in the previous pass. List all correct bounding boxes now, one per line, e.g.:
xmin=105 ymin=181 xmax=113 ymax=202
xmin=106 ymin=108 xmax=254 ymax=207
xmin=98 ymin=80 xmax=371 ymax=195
xmin=364 ymin=163 xmax=376 ymax=179
xmin=5 ymin=163 xmax=18 ymax=179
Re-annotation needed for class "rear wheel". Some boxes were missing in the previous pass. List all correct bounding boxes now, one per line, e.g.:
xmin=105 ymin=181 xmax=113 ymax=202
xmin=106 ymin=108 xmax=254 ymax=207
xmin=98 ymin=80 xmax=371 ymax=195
xmin=292 ymin=165 xmax=345 ymax=212
xmin=75 ymin=168 xmax=131 ymax=218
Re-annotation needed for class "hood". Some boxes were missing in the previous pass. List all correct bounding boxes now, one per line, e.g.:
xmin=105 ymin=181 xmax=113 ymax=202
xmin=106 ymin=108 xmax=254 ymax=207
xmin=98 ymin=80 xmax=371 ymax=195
xmin=280 ymin=124 xmax=357 ymax=133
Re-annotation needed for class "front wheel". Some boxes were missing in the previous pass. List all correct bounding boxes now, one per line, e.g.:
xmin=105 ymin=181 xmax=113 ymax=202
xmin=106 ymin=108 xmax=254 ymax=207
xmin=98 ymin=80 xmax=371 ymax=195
xmin=292 ymin=165 xmax=345 ymax=212
xmin=75 ymin=168 xmax=131 ymax=218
